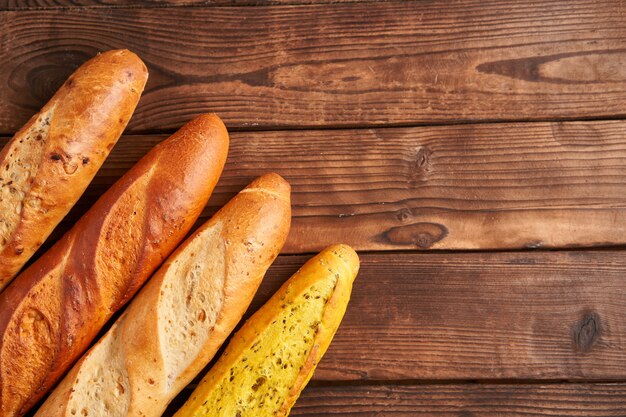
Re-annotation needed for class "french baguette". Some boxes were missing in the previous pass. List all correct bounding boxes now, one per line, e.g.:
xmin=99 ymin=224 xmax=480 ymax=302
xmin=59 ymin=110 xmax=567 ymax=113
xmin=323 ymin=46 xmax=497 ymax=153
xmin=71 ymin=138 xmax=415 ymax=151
xmin=0 ymin=114 xmax=229 ymax=417
xmin=174 ymin=244 xmax=359 ymax=417
xmin=35 ymin=173 xmax=291 ymax=417
xmin=0 ymin=49 xmax=148 ymax=290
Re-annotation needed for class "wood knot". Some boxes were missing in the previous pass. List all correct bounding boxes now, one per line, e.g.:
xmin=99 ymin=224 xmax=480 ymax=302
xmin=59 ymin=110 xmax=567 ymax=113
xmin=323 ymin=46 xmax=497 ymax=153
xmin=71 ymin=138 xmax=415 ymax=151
xmin=409 ymin=146 xmax=432 ymax=185
xmin=396 ymin=208 xmax=414 ymax=223
xmin=382 ymin=222 xmax=448 ymax=248
xmin=21 ymin=51 xmax=86 ymax=104
xmin=572 ymin=312 xmax=601 ymax=353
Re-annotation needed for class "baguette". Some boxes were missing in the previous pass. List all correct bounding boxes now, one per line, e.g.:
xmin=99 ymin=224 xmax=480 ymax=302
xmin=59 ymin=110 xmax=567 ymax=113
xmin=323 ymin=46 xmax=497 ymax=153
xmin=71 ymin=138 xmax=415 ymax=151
xmin=174 ymin=244 xmax=359 ymax=417
xmin=35 ymin=173 xmax=291 ymax=417
xmin=0 ymin=114 xmax=229 ymax=417
xmin=0 ymin=49 xmax=148 ymax=290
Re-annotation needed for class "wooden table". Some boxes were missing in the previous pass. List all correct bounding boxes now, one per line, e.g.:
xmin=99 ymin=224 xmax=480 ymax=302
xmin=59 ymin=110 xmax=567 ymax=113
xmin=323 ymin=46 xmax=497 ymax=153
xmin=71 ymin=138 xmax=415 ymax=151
xmin=3 ymin=1 xmax=626 ymax=415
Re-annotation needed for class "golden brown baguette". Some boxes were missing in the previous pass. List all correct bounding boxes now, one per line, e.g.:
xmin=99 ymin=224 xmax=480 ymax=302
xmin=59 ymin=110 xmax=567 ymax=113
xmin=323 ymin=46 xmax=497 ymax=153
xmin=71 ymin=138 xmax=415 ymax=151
xmin=34 ymin=173 xmax=291 ymax=417
xmin=0 ymin=114 xmax=229 ymax=417
xmin=174 ymin=244 xmax=359 ymax=417
xmin=0 ymin=49 xmax=148 ymax=290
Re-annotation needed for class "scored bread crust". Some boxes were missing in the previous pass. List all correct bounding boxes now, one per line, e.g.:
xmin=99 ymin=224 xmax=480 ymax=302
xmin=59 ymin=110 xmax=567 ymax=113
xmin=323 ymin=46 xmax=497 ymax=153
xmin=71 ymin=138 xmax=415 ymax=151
xmin=35 ymin=173 xmax=291 ymax=417
xmin=0 ymin=49 xmax=148 ymax=290
xmin=175 ymin=244 xmax=359 ymax=417
xmin=0 ymin=114 xmax=229 ymax=417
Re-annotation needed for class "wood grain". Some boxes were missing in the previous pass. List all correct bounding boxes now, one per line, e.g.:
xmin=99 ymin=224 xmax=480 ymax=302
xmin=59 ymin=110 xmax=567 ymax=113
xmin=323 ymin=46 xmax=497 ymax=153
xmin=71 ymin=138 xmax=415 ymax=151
xmin=286 ymin=383 xmax=626 ymax=416
xmin=9 ymin=120 xmax=626 ymax=253
xmin=78 ymin=250 xmax=626 ymax=417
xmin=0 ymin=0 xmax=384 ymax=9
xmin=2 ymin=0 xmax=626 ymax=133
xmin=242 ymin=251 xmax=626 ymax=381
xmin=160 ymin=382 xmax=626 ymax=416
xmin=28 ymin=382 xmax=622 ymax=416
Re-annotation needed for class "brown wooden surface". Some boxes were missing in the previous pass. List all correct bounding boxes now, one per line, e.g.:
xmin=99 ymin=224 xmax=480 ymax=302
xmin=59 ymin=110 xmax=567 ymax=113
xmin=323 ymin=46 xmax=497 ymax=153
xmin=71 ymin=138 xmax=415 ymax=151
xmin=23 ymin=250 xmax=626 ymax=417
xmin=26 ymin=382 xmax=626 ymax=417
xmin=287 ymin=383 xmax=626 ymax=416
xmin=1 ymin=0 xmax=383 ymax=8
xmin=6 ymin=120 xmax=626 ymax=253
xmin=2 ymin=1 xmax=626 ymax=133
xmin=162 ymin=383 xmax=626 ymax=416
xmin=5 ymin=1 xmax=626 ymax=415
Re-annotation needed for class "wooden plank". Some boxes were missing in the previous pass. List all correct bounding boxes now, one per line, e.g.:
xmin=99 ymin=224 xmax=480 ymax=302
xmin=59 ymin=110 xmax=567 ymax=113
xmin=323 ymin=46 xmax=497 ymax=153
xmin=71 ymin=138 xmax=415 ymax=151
xmin=20 ymin=251 xmax=626 ymax=386
xmin=2 ymin=1 xmax=626 ymax=133
xmin=159 ymin=383 xmax=626 ymax=416
xmin=239 ymin=251 xmax=626 ymax=381
xmin=8 ymin=120 xmax=626 ymax=253
xmin=19 ymin=254 xmax=626 ymax=414
xmin=22 ymin=383 xmax=624 ymax=416
xmin=45 ymin=250 xmax=625 ymax=415
xmin=288 ymin=383 xmax=626 ymax=416
xmin=0 ymin=0 xmax=385 ymax=9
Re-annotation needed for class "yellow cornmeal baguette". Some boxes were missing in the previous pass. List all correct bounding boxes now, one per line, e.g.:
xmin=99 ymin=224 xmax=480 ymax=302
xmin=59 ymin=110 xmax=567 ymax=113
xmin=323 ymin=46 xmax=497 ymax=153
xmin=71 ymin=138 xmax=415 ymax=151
xmin=175 ymin=244 xmax=359 ymax=417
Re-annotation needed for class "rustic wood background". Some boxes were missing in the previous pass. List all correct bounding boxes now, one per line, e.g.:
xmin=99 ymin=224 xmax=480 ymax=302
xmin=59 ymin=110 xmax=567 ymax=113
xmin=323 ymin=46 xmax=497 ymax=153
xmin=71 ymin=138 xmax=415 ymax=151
xmin=3 ymin=0 xmax=626 ymax=415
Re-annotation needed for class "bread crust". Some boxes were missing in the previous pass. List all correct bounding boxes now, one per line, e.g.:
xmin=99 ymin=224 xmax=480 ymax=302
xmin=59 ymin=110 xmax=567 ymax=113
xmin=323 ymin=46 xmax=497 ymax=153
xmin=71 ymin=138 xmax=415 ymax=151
xmin=0 ymin=114 xmax=229 ymax=417
xmin=174 ymin=244 xmax=359 ymax=417
xmin=0 ymin=49 xmax=148 ymax=290
xmin=35 ymin=173 xmax=291 ymax=417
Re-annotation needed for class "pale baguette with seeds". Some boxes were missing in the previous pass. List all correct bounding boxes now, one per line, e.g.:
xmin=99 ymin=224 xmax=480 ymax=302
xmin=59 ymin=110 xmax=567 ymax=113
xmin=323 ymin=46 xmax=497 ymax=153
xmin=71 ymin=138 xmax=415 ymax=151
xmin=174 ymin=244 xmax=359 ymax=417
xmin=0 ymin=49 xmax=148 ymax=290
xmin=0 ymin=114 xmax=228 ymax=417
xmin=35 ymin=173 xmax=291 ymax=417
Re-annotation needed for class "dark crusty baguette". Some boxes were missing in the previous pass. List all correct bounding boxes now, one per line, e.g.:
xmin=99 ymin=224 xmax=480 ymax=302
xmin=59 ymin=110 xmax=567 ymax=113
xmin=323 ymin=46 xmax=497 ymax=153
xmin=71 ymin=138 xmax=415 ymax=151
xmin=0 ymin=49 xmax=148 ymax=290
xmin=34 ymin=173 xmax=291 ymax=417
xmin=0 ymin=114 xmax=229 ymax=417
